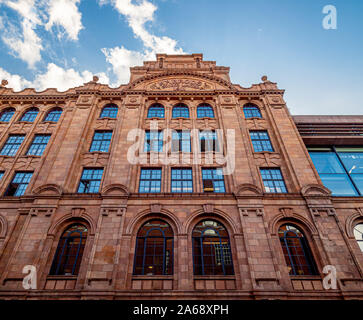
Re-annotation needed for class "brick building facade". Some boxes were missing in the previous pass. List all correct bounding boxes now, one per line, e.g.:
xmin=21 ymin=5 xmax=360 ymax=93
xmin=0 ymin=54 xmax=362 ymax=299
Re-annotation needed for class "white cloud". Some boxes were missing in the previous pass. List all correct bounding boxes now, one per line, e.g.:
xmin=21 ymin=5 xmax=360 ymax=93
xmin=45 ymin=0 xmax=83 ymax=41
xmin=1 ymin=0 xmax=43 ymax=68
xmin=102 ymin=46 xmax=153 ymax=85
xmin=3 ymin=18 xmax=43 ymax=69
xmin=0 ymin=0 xmax=84 ymax=67
xmin=100 ymin=0 xmax=185 ymax=85
xmin=0 ymin=66 xmax=32 ymax=91
xmin=0 ymin=63 xmax=109 ymax=92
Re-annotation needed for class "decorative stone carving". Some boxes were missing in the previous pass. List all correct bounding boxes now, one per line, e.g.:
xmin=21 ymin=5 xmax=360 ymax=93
xmin=148 ymin=79 xmax=213 ymax=91
xmin=203 ymin=203 xmax=214 ymax=213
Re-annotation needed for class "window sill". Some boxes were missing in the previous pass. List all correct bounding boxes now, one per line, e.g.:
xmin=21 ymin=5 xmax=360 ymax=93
xmin=147 ymin=117 xmax=165 ymax=120
xmin=194 ymin=275 xmax=235 ymax=280
xmin=132 ymin=275 xmax=173 ymax=280
xmin=197 ymin=117 xmax=215 ymax=120
xmin=22 ymin=155 xmax=41 ymax=158
xmin=290 ymin=275 xmax=321 ymax=280
xmin=98 ymin=117 xmax=117 ymax=120
xmin=16 ymin=121 xmax=34 ymax=124
xmin=42 ymin=121 xmax=57 ymax=124
xmin=47 ymin=275 xmax=78 ymax=280
xmin=245 ymin=117 xmax=263 ymax=120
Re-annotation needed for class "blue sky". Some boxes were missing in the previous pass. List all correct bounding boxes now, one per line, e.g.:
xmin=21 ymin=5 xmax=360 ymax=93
xmin=0 ymin=0 xmax=362 ymax=115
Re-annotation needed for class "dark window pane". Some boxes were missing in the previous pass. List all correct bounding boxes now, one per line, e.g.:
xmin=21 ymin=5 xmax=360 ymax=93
xmin=133 ymin=219 xmax=173 ymax=275
xmin=50 ymin=224 xmax=88 ymax=275
xmin=278 ymin=224 xmax=318 ymax=276
xmin=192 ymin=220 xmax=234 ymax=276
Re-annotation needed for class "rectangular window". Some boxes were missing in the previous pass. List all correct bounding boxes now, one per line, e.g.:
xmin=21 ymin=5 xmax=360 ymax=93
xmin=199 ymin=131 xmax=219 ymax=152
xmin=171 ymin=130 xmax=191 ymax=152
xmin=139 ymin=168 xmax=162 ymax=193
xmin=5 ymin=172 xmax=33 ymax=196
xmin=0 ymin=135 xmax=25 ymax=156
xmin=171 ymin=168 xmax=193 ymax=193
xmin=27 ymin=134 xmax=51 ymax=156
xmin=309 ymin=148 xmax=359 ymax=196
xmin=202 ymin=168 xmax=225 ymax=193
xmin=144 ymin=131 xmax=163 ymax=152
xmin=250 ymin=131 xmax=274 ymax=152
xmin=77 ymin=168 xmax=103 ymax=193
xmin=260 ymin=168 xmax=287 ymax=193
xmin=309 ymin=147 xmax=363 ymax=196
xmin=89 ymin=131 xmax=112 ymax=152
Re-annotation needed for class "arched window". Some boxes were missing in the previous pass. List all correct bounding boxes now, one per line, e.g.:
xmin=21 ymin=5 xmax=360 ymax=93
xmin=279 ymin=224 xmax=318 ymax=276
xmin=133 ymin=219 xmax=173 ymax=275
xmin=147 ymin=104 xmax=165 ymax=118
xmin=197 ymin=104 xmax=214 ymax=118
xmin=44 ymin=107 xmax=62 ymax=122
xmin=243 ymin=103 xmax=262 ymax=119
xmin=50 ymin=224 xmax=88 ymax=276
xmin=192 ymin=220 xmax=234 ymax=275
xmin=100 ymin=104 xmax=118 ymax=118
xmin=354 ymin=223 xmax=363 ymax=252
xmin=172 ymin=103 xmax=189 ymax=118
xmin=0 ymin=108 xmax=15 ymax=122
xmin=20 ymin=107 xmax=39 ymax=122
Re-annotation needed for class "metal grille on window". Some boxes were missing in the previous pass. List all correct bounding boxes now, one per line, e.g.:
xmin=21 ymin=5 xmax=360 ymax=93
xmin=0 ymin=108 xmax=15 ymax=122
xmin=50 ymin=224 xmax=88 ymax=276
xmin=0 ymin=135 xmax=25 ymax=156
xmin=100 ymin=104 xmax=118 ymax=118
xmin=144 ymin=131 xmax=163 ymax=152
xmin=197 ymin=104 xmax=214 ymax=118
xmin=77 ymin=168 xmax=103 ymax=193
xmin=5 ymin=172 xmax=33 ymax=196
xmin=139 ymin=168 xmax=162 ymax=193
xmin=260 ymin=168 xmax=287 ymax=193
xmin=45 ymin=108 xmax=62 ymax=122
xmin=171 ymin=168 xmax=193 ymax=193
xmin=147 ymin=104 xmax=165 ymax=118
xmin=89 ymin=131 xmax=112 ymax=152
xmin=27 ymin=135 xmax=51 ymax=156
xmin=278 ymin=224 xmax=318 ymax=276
xmin=243 ymin=104 xmax=262 ymax=118
xmin=202 ymin=168 xmax=225 ymax=193
xmin=172 ymin=103 xmax=189 ymax=118
xmin=250 ymin=131 xmax=274 ymax=152
xmin=20 ymin=108 xmax=39 ymax=122
xmin=192 ymin=220 xmax=234 ymax=275
xmin=133 ymin=219 xmax=173 ymax=275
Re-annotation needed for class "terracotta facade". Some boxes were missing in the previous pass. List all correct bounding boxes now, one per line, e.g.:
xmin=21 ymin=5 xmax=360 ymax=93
xmin=0 ymin=54 xmax=362 ymax=299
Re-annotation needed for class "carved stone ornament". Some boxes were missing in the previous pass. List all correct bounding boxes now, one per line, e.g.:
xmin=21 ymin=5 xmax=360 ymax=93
xmin=148 ymin=79 xmax=213 ymax=91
